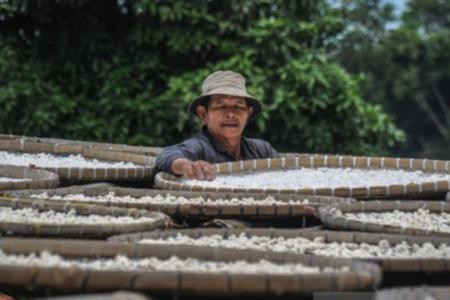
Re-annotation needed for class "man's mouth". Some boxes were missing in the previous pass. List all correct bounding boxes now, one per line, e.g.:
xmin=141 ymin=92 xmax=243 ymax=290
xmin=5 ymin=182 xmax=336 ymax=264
xmin=221 ymin=123 xmax=239 ymax=128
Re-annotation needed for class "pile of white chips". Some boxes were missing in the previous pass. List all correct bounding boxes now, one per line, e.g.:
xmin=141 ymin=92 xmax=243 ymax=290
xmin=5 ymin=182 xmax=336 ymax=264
xmin=140 ymin=233 xmax=450 ymax=259
xmin=0 ymin=151 xmax=141 ymax=168
xmin=336 ymin=208 xmax=450 ymax=233
xmin=0 ymin=177 xmax=30 ymax=182
xmin=0 ymin=249 xmax=348 ymax=274
xmin=31 ymin=191 xmax=311 ymax=206
xmin=181 ymin=168 xmax=450 ymax=190
xmin=0 ymin=207 xmax=156 ymax=225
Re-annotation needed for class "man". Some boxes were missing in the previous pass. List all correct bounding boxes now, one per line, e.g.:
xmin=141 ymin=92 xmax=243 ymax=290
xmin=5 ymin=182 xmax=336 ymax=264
xmin=155 ymin=70 xmax=280 ymax=181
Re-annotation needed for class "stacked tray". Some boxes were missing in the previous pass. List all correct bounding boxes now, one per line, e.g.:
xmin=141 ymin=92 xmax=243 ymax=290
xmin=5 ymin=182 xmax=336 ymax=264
xmin=0 ymin=196 xmax=170 ymax=237
xmin=155 ymin=155 xmax=450 ymax=199
xmin=108 ymin=228 xmax=450 ymax=274
xmin=3 ymin=184 xmax=354 ymax=221
xmin=0 ymin=165 xmax=58 ymax=191
xmin=0 ymin=134 xmax=162 ymax=156
xmin=15 ymin=135 xmax=162 ymax=156
xmin=319 ymin=200 xmax=450 ymax=237
xmin=0 ymin=238 xmax=381 ymax=295
xmin=0 ymin=138 xmax=155 ymax=182
xmin=0 ymin=134 xmax=18 ymax=140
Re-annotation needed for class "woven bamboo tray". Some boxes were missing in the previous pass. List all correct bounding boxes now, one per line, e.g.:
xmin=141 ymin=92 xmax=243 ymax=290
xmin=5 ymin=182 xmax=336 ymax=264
xmin=0 ymin=196 xmax=170 ymax=237
xmin=0 ymin=139 xmax=155 ymax=182
xmin=0 ymin=238 xmax=381 ymax=295
xmin=319 ymin=200 xmax=450 ymax=237
xmin=0 ymin=165 xmax=59 ymax=191
xmin=155 ymin=155 xmax=450 ymax=199
xmin=3 ymin=184 xmax=354 ymax=220
xmin=109 ymin=228 xmax=450 ymax=273
xmin=374 ymin=286 xmax=450 ymax=300
xmin=21 ymin=135 xmax=160 ymax=156
xmin=0 ymin=134 xmax=162 ymax=156
xmin=0 ymin=133 xmax=19 ymax=139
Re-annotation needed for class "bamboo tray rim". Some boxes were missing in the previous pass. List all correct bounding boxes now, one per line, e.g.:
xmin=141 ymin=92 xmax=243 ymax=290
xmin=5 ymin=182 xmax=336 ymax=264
xmin=318 ymin=200 xmax=450 ymax=237
xmin=0 ymin=196 xmax=170 ymax=237
xmin=2 ymin=184 xmax=354 ymax=219
xmin=107 ymin=228 xmax=450 ymax=272
xmin=0 ymin=134 xmax=162 ymax=155
xmin=0 ymin=139 xmax=156 ymax=182
xmin=155 ymin=155 xmax=450 ymax=198
xmin=0 ymin=237 xmax=381 ymax=294
xmin=0 ymin=165 xmax=59 ymax=190
xmin=5 ymin=183 xmax=355 ymax=202
xmin=108 ymin=228 xmax=450 ymax=245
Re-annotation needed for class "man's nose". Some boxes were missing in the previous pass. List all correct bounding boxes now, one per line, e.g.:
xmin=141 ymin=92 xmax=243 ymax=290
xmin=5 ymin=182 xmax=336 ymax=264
xmin=224 ymin=109 xmax=237 ymax=118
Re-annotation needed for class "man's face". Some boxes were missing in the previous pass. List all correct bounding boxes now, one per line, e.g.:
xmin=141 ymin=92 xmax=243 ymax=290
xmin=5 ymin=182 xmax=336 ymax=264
xmin=196 ymin=94 xmax=253 ymax=141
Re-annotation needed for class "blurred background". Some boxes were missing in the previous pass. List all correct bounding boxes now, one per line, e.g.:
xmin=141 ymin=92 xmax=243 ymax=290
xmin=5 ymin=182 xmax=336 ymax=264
xmin=0 ymin=0 xmax=448 ymax=159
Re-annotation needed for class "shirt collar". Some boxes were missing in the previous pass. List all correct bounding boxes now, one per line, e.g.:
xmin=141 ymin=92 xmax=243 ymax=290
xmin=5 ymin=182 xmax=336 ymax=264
xmin=201 ymin=126 xmax=228 ymax=154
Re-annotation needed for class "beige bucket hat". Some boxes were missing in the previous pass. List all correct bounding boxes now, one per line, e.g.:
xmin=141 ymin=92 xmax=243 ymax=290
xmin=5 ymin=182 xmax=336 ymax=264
xmin=188 ymin=70 xmax=262 ymax=119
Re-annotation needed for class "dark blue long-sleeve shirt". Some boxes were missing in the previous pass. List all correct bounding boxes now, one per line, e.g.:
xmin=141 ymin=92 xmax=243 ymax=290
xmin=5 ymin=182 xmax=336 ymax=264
xmin=155 ymin=127 xmax=280 ymax=175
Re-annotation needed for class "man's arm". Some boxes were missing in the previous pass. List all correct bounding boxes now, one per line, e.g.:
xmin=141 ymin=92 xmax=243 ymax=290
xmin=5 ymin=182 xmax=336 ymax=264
xmin=171 ymin=158 xmax=215 ymax=180
xmin=270 ymin=145 xmax=281 ymax=158
xmin=155 ymin=139 xmax=215 ymax=180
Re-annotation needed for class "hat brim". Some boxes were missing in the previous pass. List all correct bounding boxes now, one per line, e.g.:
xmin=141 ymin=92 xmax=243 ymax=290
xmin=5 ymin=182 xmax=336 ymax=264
xmin=188 ymin=92 xmax=261 ymax=120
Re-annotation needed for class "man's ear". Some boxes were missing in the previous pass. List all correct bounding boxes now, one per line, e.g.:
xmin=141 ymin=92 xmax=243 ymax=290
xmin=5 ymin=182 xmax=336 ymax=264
xmin=247 ymin=106 xmax=254 ymax=124
xmin=196 ymin=105 xmax=208 ymax=125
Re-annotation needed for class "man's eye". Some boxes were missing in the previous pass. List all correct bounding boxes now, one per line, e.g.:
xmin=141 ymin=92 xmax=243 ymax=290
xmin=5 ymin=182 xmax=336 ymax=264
xmin=212 ymin=105 xmax=246 ymax=110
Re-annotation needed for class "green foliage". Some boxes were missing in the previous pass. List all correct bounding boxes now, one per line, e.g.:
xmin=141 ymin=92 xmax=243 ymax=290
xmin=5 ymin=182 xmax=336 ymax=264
xmin=334 ymin=0 xmax=449 ymax=159
xmin=0 ymin=0 xmax=404 ymax=155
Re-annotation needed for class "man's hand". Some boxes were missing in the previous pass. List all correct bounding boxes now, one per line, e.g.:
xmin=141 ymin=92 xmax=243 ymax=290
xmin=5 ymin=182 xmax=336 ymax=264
xmin=171 ymin=158 xmax=216 ymax=181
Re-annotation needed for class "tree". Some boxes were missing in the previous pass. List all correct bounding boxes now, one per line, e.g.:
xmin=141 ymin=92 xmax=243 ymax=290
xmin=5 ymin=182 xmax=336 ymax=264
xmin=334 ymin=0 xmax=449 ymax=159
xmin=0 ymin=0 xmax=404 ymax=155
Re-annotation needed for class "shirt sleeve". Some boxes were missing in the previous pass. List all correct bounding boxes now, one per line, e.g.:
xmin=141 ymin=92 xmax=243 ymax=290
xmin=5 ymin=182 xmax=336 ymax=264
xmin=263 ymin=141 xmax=280 ymax=158
xmin=155 ymin=138 xmax=204 ymax=175
xmin=268 ymin=144 xmax=281 ymax=158
xmin=246 ymin=138 xmax=280 ymax=159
